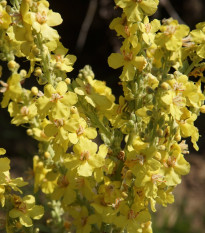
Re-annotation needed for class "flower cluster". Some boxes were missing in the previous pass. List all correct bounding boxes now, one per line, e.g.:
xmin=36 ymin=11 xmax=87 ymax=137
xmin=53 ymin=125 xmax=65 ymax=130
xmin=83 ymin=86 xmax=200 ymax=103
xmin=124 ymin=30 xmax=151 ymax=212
xmin=0 ymin=0 xmax=205 ymax=232
xmin=0 ymin=148 xmax=44 ymax=232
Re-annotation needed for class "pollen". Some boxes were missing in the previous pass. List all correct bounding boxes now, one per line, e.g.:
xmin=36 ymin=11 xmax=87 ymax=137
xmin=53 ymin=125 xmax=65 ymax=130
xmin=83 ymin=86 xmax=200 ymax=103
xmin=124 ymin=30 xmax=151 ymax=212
xmin=80 ymin=151 xmax=90 ymax=161
xmin=50 ymin=93 xmax=63 ymax=102
xmin=36 ymin=11 xmax=47 ymax=24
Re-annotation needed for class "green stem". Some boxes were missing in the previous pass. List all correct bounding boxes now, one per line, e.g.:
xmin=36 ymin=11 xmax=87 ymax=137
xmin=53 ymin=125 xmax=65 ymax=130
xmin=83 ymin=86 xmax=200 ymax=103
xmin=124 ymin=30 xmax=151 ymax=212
xmin=184 ymin=59 xmax=200 ymax=76
xmin=36 ymin=33 xmax=53 ymax=85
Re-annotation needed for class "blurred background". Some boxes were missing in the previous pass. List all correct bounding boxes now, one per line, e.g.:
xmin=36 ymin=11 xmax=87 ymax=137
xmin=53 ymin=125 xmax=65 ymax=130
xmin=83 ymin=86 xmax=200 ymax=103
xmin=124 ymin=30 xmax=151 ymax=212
xmin=1 ymin=0 xmax=205 ymax=232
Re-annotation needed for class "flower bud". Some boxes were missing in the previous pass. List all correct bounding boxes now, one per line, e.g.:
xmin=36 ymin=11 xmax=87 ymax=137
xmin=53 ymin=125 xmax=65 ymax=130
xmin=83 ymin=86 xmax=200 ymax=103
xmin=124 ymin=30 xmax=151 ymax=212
xmin=31 ymin=86 xmax=39 ymax=95
xmin=37 ymin=161 xmax=44 ymax=168
xmin=65 ymin=78 xmax=71 ymax=84
xmin=122 ymin=192 xmax=128 ymax=198
xmin=32 ymin=46 xmax=40 ymax=56
xmin=158 ymin=145 xmax=166 ymax=151
xmin=44 ymin=151 xmax=50 ymax=159
xmin=34 ymin=155 xmax=39 ymax=161
xmin=1 ymin=1 xmax=7 ymax=7
xmin=27 ymin=129 xmax=33 ymax=136
xmin=154 ymin=152 xmax=161 ymax=160
xmin=156 ymin=129 xmax=164 ymax=137
xmin=19 ymin=69 xmax=27 ymax=78
xmin=55 ymin=77 xmax=62 ymax=82
xmin=55 ymin=62 xmax=61 ymax=69
xmin=70 ymin=106 xmax=78 ymax=114
xmin=7 ymin=60 xmax=17 ymax=70
xmin=161 ymin=82 xmax=170 ymax=90
xmin=34 ymin=228 xmax=40 ymax=233
xmin=34 ymin=67 xmax=42 ymax=77
xmin=200 ymin=105 xmax=205 ymax=113
xmin=174 ymin=132 xmax=181 ymax=141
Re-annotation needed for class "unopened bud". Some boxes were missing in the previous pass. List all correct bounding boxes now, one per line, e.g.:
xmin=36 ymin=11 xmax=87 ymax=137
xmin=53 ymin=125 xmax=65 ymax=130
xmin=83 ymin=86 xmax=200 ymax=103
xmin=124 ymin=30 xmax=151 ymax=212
xmin=37 ymin=161 xmax=44 ymax=168
xmin=19 ymin=69 xmax=27 ymax=77
xmin=1 ymin=1 xmax=7 ymax=7
xmin=154 ymin=152 xmax=161 ymax=160
xmin=34 ymin=228 xmax=40 ymax=233
xmin=70 ymin=106 xmax=78 ymax=114
xmin=27 ymin=129 xmax=33 ymax=136
xmin=174 ymin=132 xmax=181 ymax=141
xmin=122 ymin=192 xmax=128 ymax=198
xmin=55 ymin=77 xmax=62 ymax=82
xmin=161 ymin=82 xmax=170 ymax=90
xmin=158 ymin=145 xmax=166 ymax=151
xmin=55 ymin=62 xmax=62 ymax=69
xmin=31 ymin=86 xmax=39 ymax=95
xmin=46 ymin=219 xmax=52 ymax=224
xmin=65 ymin=78 xmax=71 ymax=84
xmin=156 ymin=129 xmax=163 ymax=137
xmin=44 ymin=151 xmax=50 ymax=159
xmin=33 ymin=155 xmax=39 ymax=161
xmin=200 ymin=105 xmax=205 ymax=114
xmin=7 ymin=60 xmax=17 ymax=70
xmin=32 ymin=46 xmax=40 ymax=56
xmin=34 ymin=67 xmax=42 ymax=76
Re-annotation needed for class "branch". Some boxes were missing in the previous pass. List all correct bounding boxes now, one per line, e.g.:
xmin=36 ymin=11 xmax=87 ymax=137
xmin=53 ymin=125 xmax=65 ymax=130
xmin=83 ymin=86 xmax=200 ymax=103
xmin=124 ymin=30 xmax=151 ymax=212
xmin=76 ymin=0 xmax=98 ymax=52
xmin=160 ymin=0 xmax=185 ymax=24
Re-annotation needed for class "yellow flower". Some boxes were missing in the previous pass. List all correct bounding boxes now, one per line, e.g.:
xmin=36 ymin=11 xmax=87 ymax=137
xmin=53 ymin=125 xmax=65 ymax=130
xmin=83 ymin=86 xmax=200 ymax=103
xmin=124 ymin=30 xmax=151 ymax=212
xmin=52 ymin=42 xmax=77 ymax=72
xmin=138 ymin=17 xmax=160 ymax=45
xmin=1 ymin=171 xmax=27 ymax=194
xmin=51 ymin=171 xmax=76 ymax=206
xmin=113 ymin=203 xmax=151 ymax=233
xmin=33 ymin=156 xmax=56 ymax=194
xmin=37 ymin=81 xmax=78 ymax=119
xmin=69 ymin=206 xmax=100 ymax=233
xmin=155 ymin=19 xmax=189 ymax=51
xmin=160 ymin=145 xmax=190 ymax=186
xmin=110 ymin=13 xmax=138 ymax=47
xmin=178 ymin=108 xmax=199 ymax=150
xmin=9 ymin=195 xmax=44 ymax=227
xmin=190 ymin=22 xmax=205 ymax=58
xmin=0 ymin=74 xmax=22 ymax=108
xmin=65 ymin=137 xmax=107 ymax=177
xmin=108 ymin=41 xmax=147 ymax=81
xmin=74 ymin=69 xmax=114 ymax=111
xmin=161 ymin=90 xmax=185 ymax=120
xmin=98 ymin=178 xmax=122 ymax=204
xmin=44 ymin=114 xmax=97 ymax=151
xmin=115 ymin=0 xmax=159 ymax=22
xmin=0 ymin=150 xmax=10 ymax=173
xmin=21 ymin=0 xmax=62 ymax=41
xmin=8 ymin=102 xmax=37 ymax=126
xmin=0 ymin=5 xmax=11 ymax=29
